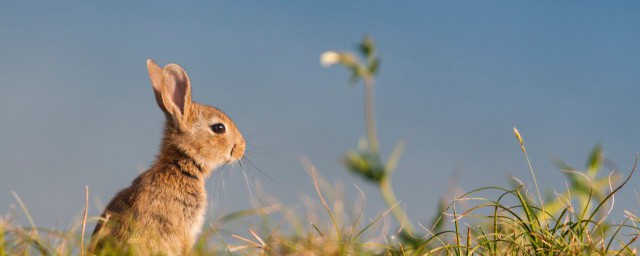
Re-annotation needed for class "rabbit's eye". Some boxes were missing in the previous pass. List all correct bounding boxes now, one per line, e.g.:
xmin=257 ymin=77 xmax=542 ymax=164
xmin=210 ymin=123 xmax=226 ymax=134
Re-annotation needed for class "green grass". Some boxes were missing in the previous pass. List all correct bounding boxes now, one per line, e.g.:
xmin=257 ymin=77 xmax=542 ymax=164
xmin=2 ymin=36 xmax=639 ymax=255
xmin=2 ymin=155 xmax=638 ymax=255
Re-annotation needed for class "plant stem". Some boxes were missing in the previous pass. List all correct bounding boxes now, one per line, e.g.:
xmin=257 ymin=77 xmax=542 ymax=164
xmin=523 ymin=149 xmax=545 ymax=223
xmin=363 ymin=76 xmax=379 ymax=155
xmin=380 ymin=177 xmax=416 ymax=236
xmin=364 ymin=75 xmax=417 ymax=238
xmin=0 ymin=223 xmax=5 ymax=256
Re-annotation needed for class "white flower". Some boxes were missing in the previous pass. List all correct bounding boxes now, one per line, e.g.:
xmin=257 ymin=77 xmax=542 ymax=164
xmin=320 ymin=51 xmax=340 ymax=67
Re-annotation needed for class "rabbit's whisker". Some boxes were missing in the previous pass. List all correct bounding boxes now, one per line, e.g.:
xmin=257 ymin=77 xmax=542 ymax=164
xmin=244 ymin=141 xmax=272 ymax=156
xmin=243 ymin=156 xmax=272 ymax=181
xmin=241 ymin=168 xmax=256 ymax=203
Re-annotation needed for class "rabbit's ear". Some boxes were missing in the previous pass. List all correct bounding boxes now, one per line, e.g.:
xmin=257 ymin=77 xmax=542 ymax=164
xmin=161 ymin=63 xmax=192 ymax=120
xmin=146 ymin=59 xmax=168 ymax=113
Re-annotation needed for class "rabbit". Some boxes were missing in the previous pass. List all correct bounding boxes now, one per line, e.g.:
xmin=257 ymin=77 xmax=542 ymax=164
xmin=89 ymin=59 xmax=246 ymax=255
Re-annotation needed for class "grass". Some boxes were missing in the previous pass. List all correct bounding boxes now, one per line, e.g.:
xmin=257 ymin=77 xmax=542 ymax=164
xmin=2 ymin=36 xmax=639 ymax=255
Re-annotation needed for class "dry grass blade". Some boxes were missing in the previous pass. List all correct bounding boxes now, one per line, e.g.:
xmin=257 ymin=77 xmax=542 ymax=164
xmin=248 ymin=229 xmax=266 ymax=248
xmin=10 ymin=191 xmax=37 ymax=238
xmin=80 ymin=186 xmax=89 ymax=256
xmin=310 ymin=165 xmax=342 ymax=242
xmin=227 ymin=229 xmax=267 ymax=254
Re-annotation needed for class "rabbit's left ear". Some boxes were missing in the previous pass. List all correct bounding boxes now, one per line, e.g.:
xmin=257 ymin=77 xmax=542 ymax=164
xmin=161 ymin=63 xmax=192 ymax=119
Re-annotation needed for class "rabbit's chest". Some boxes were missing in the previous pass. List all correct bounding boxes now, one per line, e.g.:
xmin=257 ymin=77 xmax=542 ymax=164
xmin=176 ymin=189 xmax=207 ymax=242
xmin=148 ymin=184 xmax=206 ymax=240
xmin=189 ymin=205 xmax=206 ymax=240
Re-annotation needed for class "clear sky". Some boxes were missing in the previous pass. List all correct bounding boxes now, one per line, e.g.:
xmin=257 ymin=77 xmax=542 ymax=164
xmin=1 ymin=1 xmax=640 ymax=230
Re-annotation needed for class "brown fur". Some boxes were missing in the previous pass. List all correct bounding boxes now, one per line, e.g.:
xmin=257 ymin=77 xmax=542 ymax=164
xmin=90 ymin=60 xmax=245 ymax=255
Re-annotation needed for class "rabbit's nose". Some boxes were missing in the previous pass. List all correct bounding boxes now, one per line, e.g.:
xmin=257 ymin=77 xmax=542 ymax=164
xmin=230 ymin=142 xmax=245 ymax=160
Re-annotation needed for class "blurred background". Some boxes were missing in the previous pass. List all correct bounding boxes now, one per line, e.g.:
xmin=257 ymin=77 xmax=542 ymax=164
xmin=1 ymin=1 xmax=639 ymax=230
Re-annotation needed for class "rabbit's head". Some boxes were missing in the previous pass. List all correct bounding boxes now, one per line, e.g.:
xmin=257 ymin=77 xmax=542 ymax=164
xmin=146 ymin=59 xmax=245 ymax=175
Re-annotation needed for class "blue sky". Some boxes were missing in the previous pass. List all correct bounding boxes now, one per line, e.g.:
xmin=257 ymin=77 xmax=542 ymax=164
xmin=1 ymin=1 xmax=640 ymax=230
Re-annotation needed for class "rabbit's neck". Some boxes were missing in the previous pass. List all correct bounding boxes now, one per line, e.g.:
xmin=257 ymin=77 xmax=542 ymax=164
xmin=160 ymin=145 xmax=206 ymax=180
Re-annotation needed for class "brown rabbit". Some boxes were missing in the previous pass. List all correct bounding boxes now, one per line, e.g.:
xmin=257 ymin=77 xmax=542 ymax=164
xmin=90 ymin=60 xmax=246 ymax=255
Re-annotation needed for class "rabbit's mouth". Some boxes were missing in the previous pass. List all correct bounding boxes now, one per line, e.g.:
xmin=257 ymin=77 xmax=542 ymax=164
xmin=228 ymin=143 xmax=245 ymax=162
xmin=223 ymin=151 xmax=235 ymax=164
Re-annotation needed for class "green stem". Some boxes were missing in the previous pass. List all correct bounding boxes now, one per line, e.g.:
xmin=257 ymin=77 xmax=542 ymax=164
xmin=364 ymin=75 xmax=417 ymax=238
xmin=363 ymin=76 xmax=379 ymax=155
xmin=522 ymin=149 xmax=546 ymax=225
xmin=0 ymin=224 xmax=5 ymax=256
xmin=380 ymin=177 xmax=416 ymax=236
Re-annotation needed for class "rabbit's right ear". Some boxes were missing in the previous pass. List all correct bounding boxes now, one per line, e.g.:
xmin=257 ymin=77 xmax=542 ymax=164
xmin=147 ymin=59 xmax=168 ymax=113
